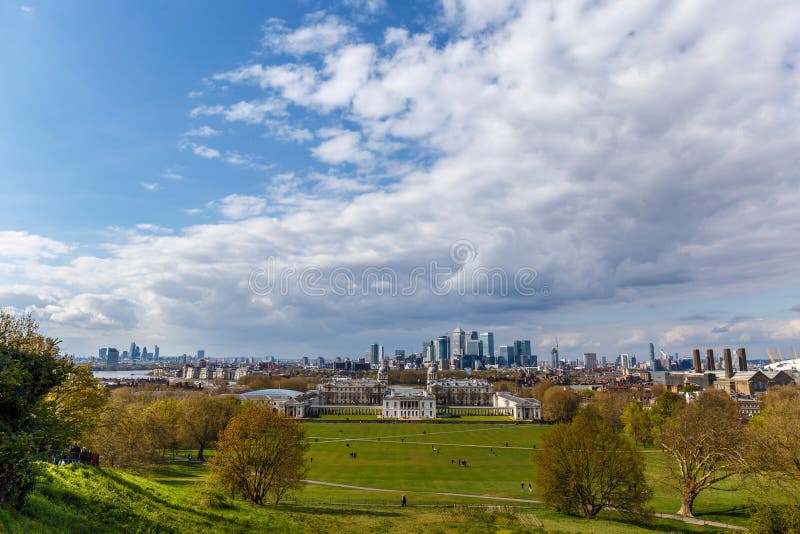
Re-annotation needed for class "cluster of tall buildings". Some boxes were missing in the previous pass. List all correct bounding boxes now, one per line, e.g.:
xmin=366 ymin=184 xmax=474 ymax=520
xmin=98 ymin=342 xmax=160 ymax=365
xmin=415 ymin=328 xmax=535 ymax=370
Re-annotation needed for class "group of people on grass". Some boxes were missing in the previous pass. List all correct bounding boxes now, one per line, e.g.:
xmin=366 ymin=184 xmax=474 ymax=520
xmin=52 ymin=444 xmax=99 ymax=466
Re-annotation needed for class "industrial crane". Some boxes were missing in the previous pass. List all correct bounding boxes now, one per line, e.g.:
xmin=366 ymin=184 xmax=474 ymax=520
xmin=765 ymin=348 xmax=776 ymax=365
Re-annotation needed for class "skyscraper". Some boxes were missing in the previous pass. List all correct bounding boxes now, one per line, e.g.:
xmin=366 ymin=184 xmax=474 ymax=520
xmin=550 ymin=344 xmax=559 ymax=369
xmin=98 ymin=347 xmax=107 ymax=360
xmin=154 ymin=345 xmax=160 ymax=360
xmin=369 ymin=344 xmax=381 ymax=364
xmin=106 ymin=347 xmax=119 ymax=366
xmin=452 ymin=327 xmax=465 ymax=356
xmin=197 ymin=349 xmax=205 ymax=360
xmin=513 ymin=340 xmax=532 ymax=366
xmin=435 ymin=336 xmax=450 ymax=362
xmin=465 ymin=339 xmax=482 ymax=357
xmin=584 ymin=352 xmax=597 ymax=369
xmin=479 ymin=332 xmax=494 ymax=358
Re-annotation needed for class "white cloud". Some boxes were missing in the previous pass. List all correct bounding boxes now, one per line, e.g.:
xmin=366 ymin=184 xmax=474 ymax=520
xmin=161 ymin=169 xmax=184 ymax=180
xmin=311 ymin=129 xmax=373 ymax=165
xmin=184 ymin=125 xmax=222 ymax=137
xmin=191 ymin=143 xmax=220 ymax=159
xmin=262 ymin=13 xmax=353 ymax=55
xmin=212 ymin=194 xmax=267 ymax=220
xmin=0 ymin=231 xmax=69 ymax=259
xmin=191 ymin=99 xmax=285 ymax=125
xmin=141 ymin=182 xmax=160 ymax=191
xmin=19 ymin=5 xmax=33 ymax=13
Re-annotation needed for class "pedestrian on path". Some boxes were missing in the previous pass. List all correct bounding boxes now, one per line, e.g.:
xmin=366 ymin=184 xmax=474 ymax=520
xmin=521 ymin=481 xmax=525 ymax=491
xmin=401 ymin=494 xmax=406 ymax=507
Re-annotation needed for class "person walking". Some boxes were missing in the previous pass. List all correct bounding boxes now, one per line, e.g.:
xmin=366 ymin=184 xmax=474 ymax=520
xmin=401 ymin=494 xmax=407 ymax=507
xmin=521 ymin=481 xmax=525 ymax=491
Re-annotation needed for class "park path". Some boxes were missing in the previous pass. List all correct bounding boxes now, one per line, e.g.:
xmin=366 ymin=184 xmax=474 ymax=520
xmin=301 ymin=480 xmax=747 ymax=531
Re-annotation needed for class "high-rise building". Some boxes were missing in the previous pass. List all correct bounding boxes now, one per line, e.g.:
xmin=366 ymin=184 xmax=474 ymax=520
xmin=196 ymin=349 xmax=205 ymax=360
xmin=435 ymin=336 xmax=450 ymax=362
xmin=465 ymin=339 xmax=482 ymax=357
xmin=154 ymin=345 xmax=160 ymax=360
xmin=620 ymin=353 xmax=632 ymax=368
xmin=649 ymin=343 xmax=655 ymax=362
xmin=369 ymin=344 xmax=381 ymax=365
xmin=584 ymin=352 xmax=597 ymax=369
xmin=452 ymin=327 xmax=465 ymax=356
xmin=497 ymin=345 xmax=513 ymax=366
xmin=479 ymin=332 xmax=494 ymax=358
xmin=129 ymin=342 xmax=138 ymax=360
xmin=98 ymin=347 xmax=107 ymax=360
xmin=469 ymin=330 xmax=479 ymax=340
xmin=395 ymin=349 xmax=405 ymax=358
xmin=550 ymin=344 xmax=559 ymax=369
xmin=106 ymin=348 xmax=119 ymax=366
xmin=513 ymin=340 xmax=532 ymax=366
xmin=141 ymin=346 xmax=149 ymax=360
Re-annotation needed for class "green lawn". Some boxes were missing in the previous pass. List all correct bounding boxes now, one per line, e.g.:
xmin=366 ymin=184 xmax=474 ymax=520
xmin=1 ymin=421 xmax=754 ymax=533
xmin=302 ymin=422 xmax=755 ymax=525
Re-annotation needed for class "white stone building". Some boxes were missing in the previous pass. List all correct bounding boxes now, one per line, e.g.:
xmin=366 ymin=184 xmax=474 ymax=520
xmin=493 ymin=392 xmax=542 ymax=420
xmin=382 ymin=386 xmax=436 ymax=419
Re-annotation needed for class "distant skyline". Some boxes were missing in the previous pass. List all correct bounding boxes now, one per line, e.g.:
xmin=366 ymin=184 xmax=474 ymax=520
xmin=2 ymin=1 xmax=799 ymax=359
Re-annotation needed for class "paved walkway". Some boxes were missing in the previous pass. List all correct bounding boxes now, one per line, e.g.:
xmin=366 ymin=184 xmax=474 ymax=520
xmin=301 ymin=480 xmax=747 ymax=530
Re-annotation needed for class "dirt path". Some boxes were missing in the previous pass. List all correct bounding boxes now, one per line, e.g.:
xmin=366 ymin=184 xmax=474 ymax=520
xmin=301 ymin=479 xmax=747 ymax=530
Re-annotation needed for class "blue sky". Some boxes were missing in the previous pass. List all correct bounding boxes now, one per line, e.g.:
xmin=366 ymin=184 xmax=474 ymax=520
xmin=1 ymin=0 xmax=799 ymax=359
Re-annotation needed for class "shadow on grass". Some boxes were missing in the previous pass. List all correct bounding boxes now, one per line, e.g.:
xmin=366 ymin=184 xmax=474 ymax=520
xmin=100 ymin=468 xmax=226 ymax=523
xmin=283 ymin=504 xmax=403 ymax=518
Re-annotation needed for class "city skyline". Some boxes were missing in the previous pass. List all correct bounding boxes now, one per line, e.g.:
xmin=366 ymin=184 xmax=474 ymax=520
xmin=2 ymin=1 xmax=799 ymax=359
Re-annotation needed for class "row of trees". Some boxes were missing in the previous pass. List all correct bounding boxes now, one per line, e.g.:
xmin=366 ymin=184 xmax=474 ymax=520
xmin=538 ymin=385 xmax=800 ymax=525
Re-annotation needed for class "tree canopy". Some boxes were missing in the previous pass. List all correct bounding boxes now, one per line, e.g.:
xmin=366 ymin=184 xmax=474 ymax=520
xmin=210 ymin=403 xmax=308 ymax=505
xmin=537 ymin=407 xmax=652 ymax=518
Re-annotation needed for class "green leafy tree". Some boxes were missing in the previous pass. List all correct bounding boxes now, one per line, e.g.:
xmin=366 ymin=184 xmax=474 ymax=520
xmin=210 ymin=404 xmax=308 ymax=505
xmin=542 ymin=387 xmax=581 ymax=422
xmin=0 ymin=312 xmax=102 ymax=508
xmin=537 ymin=407 xmax=652 ymax=518
xmin=621 ymin=402 xmax=651 ymax=446
xmin=658 ymin=389 xmax=744 ymax=517
xmin=177 ymin=393 xmax=240 ymax=461
xmin=648 ymin=390 xmax=685 ymax=439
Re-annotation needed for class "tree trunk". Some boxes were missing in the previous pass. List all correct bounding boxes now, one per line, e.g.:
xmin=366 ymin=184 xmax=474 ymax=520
xmin=197 ymin=444 xmax=204 ymax=461
xmin=677 ymin=491 xmax=695 ymax=517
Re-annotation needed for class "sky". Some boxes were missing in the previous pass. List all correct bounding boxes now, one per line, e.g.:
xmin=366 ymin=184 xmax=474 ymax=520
xmin=1 ymin=0 xmax=800 ymax=360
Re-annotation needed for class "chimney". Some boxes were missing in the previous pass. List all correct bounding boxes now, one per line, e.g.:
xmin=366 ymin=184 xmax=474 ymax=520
xmin=706 ymin=349 xmax=715 ymax=371
xmin=737 ymin=347 xmax=748 ymax=372
xmin=692 ymin=349 xmax=702 ymax=373
xmin=723 ymin=348 xmax=734 ymax=378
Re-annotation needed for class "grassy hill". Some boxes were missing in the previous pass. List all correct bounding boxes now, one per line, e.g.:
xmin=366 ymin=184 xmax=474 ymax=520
xmin=0 ymin=422 xmax=753 ymax=533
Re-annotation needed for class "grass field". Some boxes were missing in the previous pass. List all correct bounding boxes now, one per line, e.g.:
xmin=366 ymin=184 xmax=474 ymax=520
xmin=302 ymin=421 xmax=754 ymax=526
xmin=1 ymin=421 xmax=755 ymax=533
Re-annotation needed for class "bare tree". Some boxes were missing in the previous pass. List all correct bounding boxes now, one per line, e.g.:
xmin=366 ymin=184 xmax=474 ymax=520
xmin=658 ymin=389 xmax=745 ymax=517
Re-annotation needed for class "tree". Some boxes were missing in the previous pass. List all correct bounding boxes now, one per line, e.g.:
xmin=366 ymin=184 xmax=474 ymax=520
xmin=532 ymin=379 xmax=553 ymax=401
xmin=747 ymin=386 xmax=800 ymax=485
xmin=537 ymin=407 xmax=652 ymax=518
xmin=542 ymin=387 xmax=581 ymax=422
xmin=658 ymin=389 xmax=744 ymax=517
xmin=0 ymin=311 xmax=100 ymax=508
xmin=590 ymin=391 xmax=631 ymax=427
xmin=177 ymin=393 xmax=239 ymax=461
xmin=210 ymin=404 xmax=308 ymax=505
xmin=621 ymin=402 xmax=651 ymax=446
xmin=87 ymin=388 xmax=160 ymax=467
xmin=648 ymin=390 xmax=685 ymax=429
